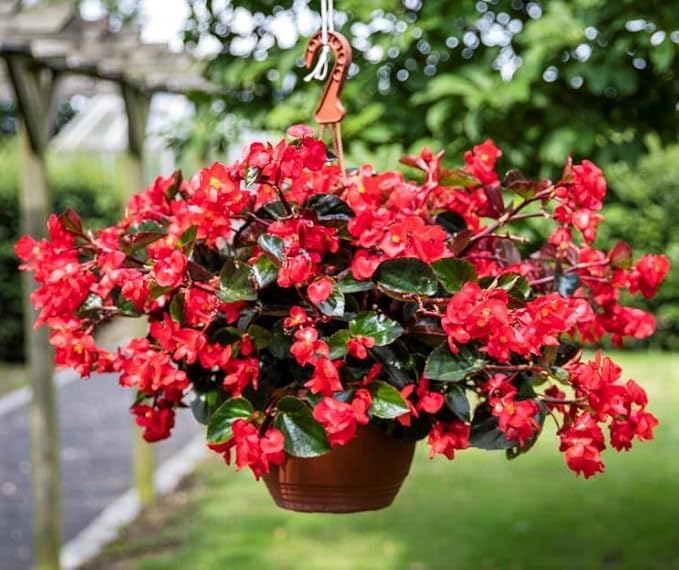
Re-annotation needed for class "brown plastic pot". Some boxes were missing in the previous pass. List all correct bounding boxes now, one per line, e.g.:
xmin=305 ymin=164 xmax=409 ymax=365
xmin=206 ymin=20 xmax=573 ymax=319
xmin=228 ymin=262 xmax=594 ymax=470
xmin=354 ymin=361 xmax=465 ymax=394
xmin=263 ymin=425 xmax=416 ymax=513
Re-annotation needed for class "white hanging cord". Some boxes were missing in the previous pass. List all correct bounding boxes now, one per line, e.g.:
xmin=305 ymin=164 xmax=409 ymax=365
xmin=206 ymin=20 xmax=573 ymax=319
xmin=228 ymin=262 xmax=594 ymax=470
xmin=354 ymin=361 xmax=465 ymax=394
xmin=304 ymin=0 xmax=335 ymax=82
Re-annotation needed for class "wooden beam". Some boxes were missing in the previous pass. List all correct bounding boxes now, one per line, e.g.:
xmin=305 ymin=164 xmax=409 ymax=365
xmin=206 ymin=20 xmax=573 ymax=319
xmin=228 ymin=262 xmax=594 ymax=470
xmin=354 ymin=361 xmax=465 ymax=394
xmin=121 ymin=83 xmax=156 ymax=505
xmin=18 ymin=118 xmax=61 ymax=570
xmin=4 ymin=51 xmax=55 ymax=153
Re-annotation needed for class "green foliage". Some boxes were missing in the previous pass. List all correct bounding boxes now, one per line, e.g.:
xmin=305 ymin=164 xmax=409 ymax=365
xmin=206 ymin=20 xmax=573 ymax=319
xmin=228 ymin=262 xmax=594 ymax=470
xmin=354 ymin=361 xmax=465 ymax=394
xmin=367 ymin=380 xmax=409 ymax=419
xmin=424 ymin=343 xmax=488 ymax=382
xmin=185 ymin=0 xmax=677 ymax=175
xmin=0 ymin=140 xmax=124 ymax=362
xmin=600 ymin=145 xmax=679 ymax=350
xmin=274 ymin=396 xmax=330 ymax=457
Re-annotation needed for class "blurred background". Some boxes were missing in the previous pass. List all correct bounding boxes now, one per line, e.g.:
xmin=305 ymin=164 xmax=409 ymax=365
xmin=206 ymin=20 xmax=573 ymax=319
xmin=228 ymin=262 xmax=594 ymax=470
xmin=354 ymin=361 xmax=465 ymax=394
xmin=0 ymin=1 xmax=677 ymax=569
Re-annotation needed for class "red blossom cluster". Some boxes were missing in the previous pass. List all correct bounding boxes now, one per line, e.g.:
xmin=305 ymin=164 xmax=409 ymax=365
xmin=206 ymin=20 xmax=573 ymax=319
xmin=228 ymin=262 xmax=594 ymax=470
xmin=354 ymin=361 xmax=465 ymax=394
xmin=16 ymin=127 xmax=669 ymax=479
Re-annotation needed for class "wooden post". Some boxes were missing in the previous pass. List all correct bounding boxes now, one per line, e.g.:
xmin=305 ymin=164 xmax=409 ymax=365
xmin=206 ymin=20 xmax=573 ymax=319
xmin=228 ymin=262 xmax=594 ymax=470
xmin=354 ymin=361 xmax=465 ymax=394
xmin=5 ymin=54 xmax=61 ymax=570
xmin=121 ymin=83 xmax=156 ymax=505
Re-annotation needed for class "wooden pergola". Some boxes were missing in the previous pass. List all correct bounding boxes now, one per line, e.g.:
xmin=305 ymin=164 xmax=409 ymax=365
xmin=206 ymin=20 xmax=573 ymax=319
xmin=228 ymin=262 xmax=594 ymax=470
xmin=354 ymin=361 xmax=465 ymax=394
xmin=0 ymin=2 xmax=213 ymax=569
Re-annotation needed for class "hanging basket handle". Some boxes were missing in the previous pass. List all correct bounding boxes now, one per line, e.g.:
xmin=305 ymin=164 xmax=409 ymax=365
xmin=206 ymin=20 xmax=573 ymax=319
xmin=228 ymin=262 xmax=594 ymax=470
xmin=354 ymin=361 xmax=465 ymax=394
xmin=304 ymin=30 xmax=352 ymax=171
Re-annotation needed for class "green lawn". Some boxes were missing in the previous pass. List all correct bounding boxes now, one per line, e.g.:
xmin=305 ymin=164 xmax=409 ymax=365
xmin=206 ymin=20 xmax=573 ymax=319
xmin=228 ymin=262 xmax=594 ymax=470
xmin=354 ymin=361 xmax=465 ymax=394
xmin=86 ymin=351 xmax=679 ymax=570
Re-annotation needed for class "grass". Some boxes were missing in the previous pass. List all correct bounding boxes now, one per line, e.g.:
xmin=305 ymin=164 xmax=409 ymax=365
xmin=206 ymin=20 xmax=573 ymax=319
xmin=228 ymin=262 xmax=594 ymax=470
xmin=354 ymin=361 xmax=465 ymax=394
xmin=85 ymin=350 xmax=679 ymax=570
xmin=0 ymin=362 xmax=28 ymax=397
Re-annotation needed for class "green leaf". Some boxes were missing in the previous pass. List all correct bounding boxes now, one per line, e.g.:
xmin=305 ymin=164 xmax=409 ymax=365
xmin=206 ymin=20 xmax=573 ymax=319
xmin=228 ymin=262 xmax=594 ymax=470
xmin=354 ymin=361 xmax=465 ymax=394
xmin=435 ymin=211 xmax=467 ymax=235
xmin=304 ymin=194 xmax=354 ymax=221
xmin=445 ymin=385 xmax=471 ymax=422
xmin=206 ymin=397 xmax=254 ymax=444
xmin=497 ymin=273 xmax=531 ymax=300
xmin=432 ymin=258 xmax=478 ymax=293
xmin=210 ymin=327 xmax=242 ymax=346
xmin=373 ymin=258 xmax=438 ymax=298
xmin=217 ymin=259 xmax=257 ymax=302
xmin=257 ymin=234 xmax=285 ymax=262
xmin=247 ymin=324 xmax=272 ymax=350
xmin=178 ymin=225 xmax=198 ymax=250
xmin=149 ymin=282 xmax=174 ymax=299
xmin=187 ymin=260 xmax=212 ymax=282
xmin=368 ymin=380 xmax=409 ymax=419
xmin=252 ymin=255 xmax=278 ymax=287
xmin=424 ymin=343 xmax=487 ymax=382
xmin=274 ymin=396 xmax=330 ymax=457
xmin=190 ymin=390 xmax=224 ymax=425
xmin=470 ymin=406 xmax=514 ymax=450
xmin=169 ymin=293 xmax=184 ymax=322
xmin=349 ymin=311 xmax=404 ymax=346
xmin=328 ymin=330 xmax=350 ymax=359
xmin=371 ymin=342 xmax=415 ymax=388
xmin=268 ymin=320 xmax=293 ymax=359
xmin=311 ymin=277 xmax=345 ymax=317
xmin=120 ymin=231 xmax=165 ymax=255
xmin=438 ymin=167 xmax=480 ymax=188
xmin=338 ymin=274 xmax=374 ymax=293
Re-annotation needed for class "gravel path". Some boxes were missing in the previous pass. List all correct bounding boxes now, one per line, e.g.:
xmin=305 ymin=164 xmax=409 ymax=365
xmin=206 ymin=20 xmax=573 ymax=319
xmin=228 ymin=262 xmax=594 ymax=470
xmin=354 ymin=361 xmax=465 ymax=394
xmin=0 ymin=370 xmax=201 ymax=570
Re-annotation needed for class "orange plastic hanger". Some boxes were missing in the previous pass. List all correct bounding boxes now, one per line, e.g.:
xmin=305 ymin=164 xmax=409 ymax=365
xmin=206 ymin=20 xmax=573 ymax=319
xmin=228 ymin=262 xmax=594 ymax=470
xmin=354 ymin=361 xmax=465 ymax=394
xmin=304 ymin=30 xmax=352 ymax=173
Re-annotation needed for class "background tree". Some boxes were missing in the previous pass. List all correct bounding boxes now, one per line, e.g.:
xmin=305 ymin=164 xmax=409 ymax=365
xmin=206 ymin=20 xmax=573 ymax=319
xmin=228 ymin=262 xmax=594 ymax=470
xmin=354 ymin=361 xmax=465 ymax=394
xmin=184 ymin=0 xmax=677 ymax=174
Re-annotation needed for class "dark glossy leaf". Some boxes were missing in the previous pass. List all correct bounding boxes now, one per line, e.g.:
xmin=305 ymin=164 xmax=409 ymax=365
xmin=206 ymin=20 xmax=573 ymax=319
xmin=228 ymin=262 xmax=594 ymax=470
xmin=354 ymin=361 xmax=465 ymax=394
xmin=556 ymin=273 xmax=580 ymax=297
xmin=120 ymin=231 xmax=165 ymax=255
xmin=256 ymin=201 xmax=287 ymax=220
xmin=149 ymin=282 xmax=174 ymax=299
xmin=211 ymin=327 xmax=242 ymax=346
xmin=349 ymin=311 xmax=404 ymax=346
xmin=328 ymin=330 xmax=350 ymax=359
xmin=178 ymin=225 xmax=198 ymax=249
xmin=268 ymin=320 xmax=293 ymax=359
xmin=304 ymin=194 xmax=354 ymax=221
xmin=257 ymin=234 xmax=285 ymax=262
xmin=432 ymin=258 xmax=477 ymax=293
xmin=371 ymin=342 xmax=415 ymax=388
xmin=338 ymin=274 xmax=375 ymax=293
xmin=497 ymin=273 xmax=531 ymax=300
xmin=206 ymin=397 xmax=254 ymax=444
xmin=469 ymin=404 xmax=514 ymax=450
xmin=252 ymin=255 xmax=278 ymax=287
xmin=217 ymin=259 xmax=257 ymax=302
xmin=445 ymin=385 xmax=471 ymax=422
xmin=169 ymin=293 xmax=184 ymax=322
xmin=247 ymin=323 xmax=272 ymax=350
xmin=449 ymin=229 xmax=474 ymax=256
xmin=368 ymin=380 xmax=409 ymax=419
xmin=373 ymin=258 xmax=437 ymax=298
xmin=190 ymin=390 xmax=224 ymax=425
xmin=424 ymin=343 xmax=486 ymax=382
xmin=311 ymin=277 xmax=345 ymax=317
xmin=274 ymin=396 xmax=330 ymax=457
xmin=435 ymin=211 xmax=467 ymax=235
xmin=187 ymin=260 xmax=213 ymax=282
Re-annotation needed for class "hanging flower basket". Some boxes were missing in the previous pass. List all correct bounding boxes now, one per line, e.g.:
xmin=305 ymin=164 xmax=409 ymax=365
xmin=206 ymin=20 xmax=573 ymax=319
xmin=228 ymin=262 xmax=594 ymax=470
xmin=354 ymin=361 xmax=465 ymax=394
xmin=16 ymin=125 xmax=670 ymax=513
xmin=264 ymin=424 xmax=416 ymax=513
